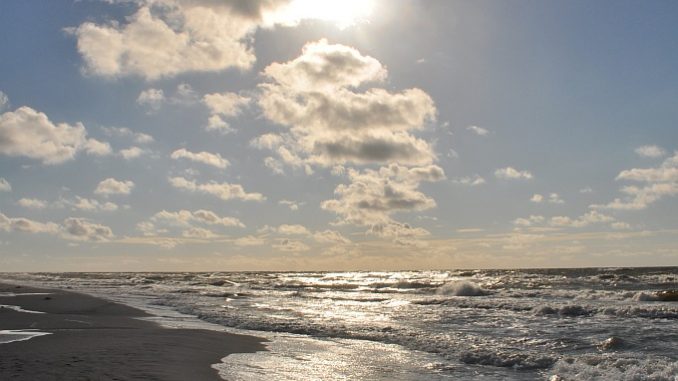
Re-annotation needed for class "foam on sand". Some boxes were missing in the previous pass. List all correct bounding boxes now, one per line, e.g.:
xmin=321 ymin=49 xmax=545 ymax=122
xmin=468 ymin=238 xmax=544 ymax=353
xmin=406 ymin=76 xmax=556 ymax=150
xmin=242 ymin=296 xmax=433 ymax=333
xmin=0 ymin=330 xmax=51 ymax=344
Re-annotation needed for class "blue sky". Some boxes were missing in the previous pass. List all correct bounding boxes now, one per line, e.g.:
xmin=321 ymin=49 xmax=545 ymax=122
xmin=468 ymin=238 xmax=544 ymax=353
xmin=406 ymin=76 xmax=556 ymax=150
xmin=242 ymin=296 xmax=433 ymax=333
xmin=1 ymin=0 xmax=676 ymax=271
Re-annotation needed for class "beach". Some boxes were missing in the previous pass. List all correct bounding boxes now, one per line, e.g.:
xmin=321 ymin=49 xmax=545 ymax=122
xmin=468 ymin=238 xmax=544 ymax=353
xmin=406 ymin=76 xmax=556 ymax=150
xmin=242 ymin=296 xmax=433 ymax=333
xmin=0 ymin=282 xmax=266 ymax=381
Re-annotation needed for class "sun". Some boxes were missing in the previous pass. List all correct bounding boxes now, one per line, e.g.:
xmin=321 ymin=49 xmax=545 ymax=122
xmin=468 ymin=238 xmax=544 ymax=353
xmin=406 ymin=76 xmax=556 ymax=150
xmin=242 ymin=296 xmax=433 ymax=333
xmin=270 ymin=0 xmax=375 ymax=29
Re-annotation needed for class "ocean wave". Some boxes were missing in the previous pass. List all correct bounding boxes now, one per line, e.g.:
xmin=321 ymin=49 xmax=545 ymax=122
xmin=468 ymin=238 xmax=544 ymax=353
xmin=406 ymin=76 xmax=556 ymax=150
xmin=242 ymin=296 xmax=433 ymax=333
xmin=459 ymin=349 xmax=555 ymax=369
xmin=534 ymin=304 xmax=678 ymax=319
xmin=437 ymin=281 xmax=489 ymax=296
xmin=549 ymin=354 xmax=678 ymax=381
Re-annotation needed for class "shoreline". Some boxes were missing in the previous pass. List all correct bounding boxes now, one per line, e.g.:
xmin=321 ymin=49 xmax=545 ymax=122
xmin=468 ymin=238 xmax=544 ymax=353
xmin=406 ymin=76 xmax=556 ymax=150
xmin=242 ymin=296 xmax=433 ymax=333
xmin=0 ymin=282 xmax=267 ymax=380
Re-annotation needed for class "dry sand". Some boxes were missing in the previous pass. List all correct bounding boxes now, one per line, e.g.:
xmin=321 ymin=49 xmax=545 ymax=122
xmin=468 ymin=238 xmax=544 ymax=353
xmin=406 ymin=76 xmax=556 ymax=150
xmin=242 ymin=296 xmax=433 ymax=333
xmin=0 ymin=282 xmax=266 ymax=380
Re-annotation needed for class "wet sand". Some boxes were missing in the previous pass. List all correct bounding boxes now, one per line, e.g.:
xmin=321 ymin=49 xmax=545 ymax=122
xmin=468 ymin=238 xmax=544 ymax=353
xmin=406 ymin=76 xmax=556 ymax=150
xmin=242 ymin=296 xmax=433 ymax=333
xmin=0 ymin=282 xmax=266 ymax=380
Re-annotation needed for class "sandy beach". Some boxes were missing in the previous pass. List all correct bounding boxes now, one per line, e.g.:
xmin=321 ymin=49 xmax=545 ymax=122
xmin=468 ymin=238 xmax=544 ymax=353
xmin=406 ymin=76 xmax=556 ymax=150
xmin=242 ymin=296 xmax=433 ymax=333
xmin=0 ymin=282 xmax=266 ymax=380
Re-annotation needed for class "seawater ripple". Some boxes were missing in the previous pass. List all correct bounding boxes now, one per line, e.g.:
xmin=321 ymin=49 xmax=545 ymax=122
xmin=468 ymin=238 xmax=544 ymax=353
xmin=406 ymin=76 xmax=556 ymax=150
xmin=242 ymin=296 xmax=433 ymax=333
xmin=2 ymin=267 xmax=677 ymax=380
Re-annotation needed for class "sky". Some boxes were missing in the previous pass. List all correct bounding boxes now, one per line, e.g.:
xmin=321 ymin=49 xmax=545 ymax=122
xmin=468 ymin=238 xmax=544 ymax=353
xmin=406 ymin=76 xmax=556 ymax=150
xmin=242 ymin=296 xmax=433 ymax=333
xmin=1 ymin=0 xmax=677 ymax=271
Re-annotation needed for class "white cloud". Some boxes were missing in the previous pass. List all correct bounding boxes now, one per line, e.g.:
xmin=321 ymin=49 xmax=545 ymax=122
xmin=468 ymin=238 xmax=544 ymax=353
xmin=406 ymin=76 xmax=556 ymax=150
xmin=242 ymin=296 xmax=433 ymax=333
xmin=592 ymin=152 xmax=678 ymax=210
xmin=65 ymin=197 xmax=118 ymax=212
xmin=257 ymin=39 xmax=437 ymax=168
xmin=277 ymin=224 xmax=311 ymax=235
xmin=182 ymin=227 xmax=217 ymax=239
xmin=119 ymin=146 xmax=145 ymax=160
xmin=635 ymin=145 xmax=666 ymax=158
xmin=321 ymin=164 xmax=444 ymax=238
xmin=203 ymin=92 xmax=251 ymax=117
xmin=18 ymin=198 xmax=48 ymax=209
xmin=171 ymin=148 xmax=229 ymax=169
xmin=513 ymin=215 xmax=544 ymax=227
xmin=149 ymin=209 xmax=244 ymax=228
xmin=233 ymin=235 xmax=266 ymax=247
xmin=62 ymin=218 xmax=114 ymax=241
xmin=205 ymin=115 xmax=234 ymax=134
xmin=279 ymin=199 xmax=302 ymax=210
xmin=168 ymin=176 xmax=265 ymax=201
xmin=0 ymin=106 xmax=110 ymax=164
xmin=313 ymin=229 xmax=351 ymax=244
xmin=1 ymin=212 xmax=113 ymax=242
xmin=84 ymin=139 xmax=113 ymax=156
xmin=273 ymin=238 xmax=310 ymax=252
xmin=0 ymin=212 xmax=59 ymax=234
xmin=466 ymin=125 xmax=489 ymax=136
xmin=95 ymin=178 xmax=135 ymax=196
xmin=0 ymin=178 xmax=10 ymax=192
xmin=531 ymin=193 xmax=564 ymax=204
xmin=548 ymin=193 xmax=564 ymax=204
xmin=0 ymin=91 xmax=8 ymax=111
xmin=102 ymin=126 xmax=154 ymax=144
xmin=494 ymin=167 xmax=533 ymax=180
xmin=530 ymin=194 xmax=544 ymax=203
xmin=136 ymin=88 xmax=165 ymax=112
xmin=452 ymin=175 xmax=485 ymax=186
xmin=173 ymin=83 xmax=199 ymax=104
xmin=69 ymin=2 xmax=275 ymax=79
xmin=549 ymin=211 xmax=615 ymax=228
xmin=579 ymin=187 xmax=593 ymax=194
xmin=263 ymin=156 xmax=285 ymax=174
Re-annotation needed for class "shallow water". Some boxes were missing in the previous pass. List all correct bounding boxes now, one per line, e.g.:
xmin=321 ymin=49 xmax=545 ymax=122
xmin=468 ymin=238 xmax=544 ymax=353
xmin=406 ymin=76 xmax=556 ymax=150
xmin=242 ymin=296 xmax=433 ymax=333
xmin=2 ymin=267 xmax=677 ymax=380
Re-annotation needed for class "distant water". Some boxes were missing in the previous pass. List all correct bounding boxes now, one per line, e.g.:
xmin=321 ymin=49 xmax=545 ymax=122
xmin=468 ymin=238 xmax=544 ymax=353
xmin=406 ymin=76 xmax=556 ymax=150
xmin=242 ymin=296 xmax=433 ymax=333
xmin=3 ymin=268 xmax=678 ymax=380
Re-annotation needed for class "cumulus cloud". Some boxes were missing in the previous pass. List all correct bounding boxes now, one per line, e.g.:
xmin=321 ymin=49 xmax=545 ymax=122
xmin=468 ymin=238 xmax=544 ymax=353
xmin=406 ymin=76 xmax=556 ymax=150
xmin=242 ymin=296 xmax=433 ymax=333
xmin=0 ymin=106 xmax=111 ymax=164
xmin=592 ymin=152 xmax=678 ymax=210
xmin=149 ymin=209 xmax=244 ymax=228
xmin=321 ymin=164 xmax=444 ymax=238
xmin=452 ymin=175 xmax=485 ymax=186
xmin=256 ymin=39 xmax=437 ymax=168
xmin=182 ymin=227 xmax=217 ymax=239
xmin=203 ymin=92 xmax=251 ymax=117
xmin=95 ymin=178 xmax=135 ymax=196
xmin=64 ymin=197 xmax=119 ymax=212
xmin=119 ymin=146 xmax=146 ymax=159
xmin=530 ymin=194 xmax=544 ymax=203
xmin=531 ymin=193 xmax=564 ymax=204
xmin=0 ymin=212 xmax=59 ymax=234
xmin=635 ymin=145 xmax=666 ymax=158
xmin=69 ymin=1 xmax=277 ymax=79
xmin=0 ymin=178 xmax=11 ymax=192
xmin=171 ymin=148 xmax=229 ymax=169
xmin=276 ymin=224 xmax=310 ymax=235
xmin=273 ymin=238 xmax=310 ymax=252
xmin=466 ymin=125 xmax=489 ymax=136
xmin=62 ymin=217 xmax=114 ymax=241
xmin=0 ymin=91 xmax=8 ymax=111
xmin=513 ymin=215 xmax=544 ymax=227
xmin=202 ymin=92 xmax=251 ymax=133
xmin=233 ymin=235 xmax=266 ymax=247
xmin=279 ymin=199 xmax=302 ymax=210
xmin=0 ymin=212 xmax=113 ymax=241
xmin=313 ymin=229 xmax=351 ymax=244
xmin=18 ymin=198 xmax=48 ymax=209
xmin=205 ymin=115 xmax=235 ymax=134
xmin=494 ymin=167 xmax=533 ymax=180
xmin=168 ymin=176 xmax=264 ymax=201
xmin=102 ymin=126 xmax=154 ymax=144
xmin=549 ymin=211 xmax=615 ymax=228
xmin=136 ymin=88 xmax=165 ymax=112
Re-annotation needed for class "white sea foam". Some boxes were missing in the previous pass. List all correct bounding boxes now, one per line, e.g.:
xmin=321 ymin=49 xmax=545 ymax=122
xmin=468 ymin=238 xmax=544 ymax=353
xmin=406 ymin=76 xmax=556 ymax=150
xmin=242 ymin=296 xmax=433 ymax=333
xmin=2 ymin=268 xmax=677 ymax=381
xmin=550 ymin=355 xmax=678 ymax=381
xmin=0 ymin=330 xmax=51 ymax=344
xmin=436 ymin=281 xmax=489 ymax=296
xmin=0 ymin=304 xmax=46 ymax=314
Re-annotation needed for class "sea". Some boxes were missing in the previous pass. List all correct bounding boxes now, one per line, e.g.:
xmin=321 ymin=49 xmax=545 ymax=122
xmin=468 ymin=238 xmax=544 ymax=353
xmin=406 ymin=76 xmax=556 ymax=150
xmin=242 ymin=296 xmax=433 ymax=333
xmin=2 ymin=267 xmax=678 ymax=380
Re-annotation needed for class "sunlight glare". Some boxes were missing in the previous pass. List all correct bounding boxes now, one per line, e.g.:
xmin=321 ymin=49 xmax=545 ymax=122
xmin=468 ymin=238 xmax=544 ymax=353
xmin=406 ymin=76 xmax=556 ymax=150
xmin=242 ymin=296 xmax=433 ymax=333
xmin=270 ymin=0 xmax=375 ymax=29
